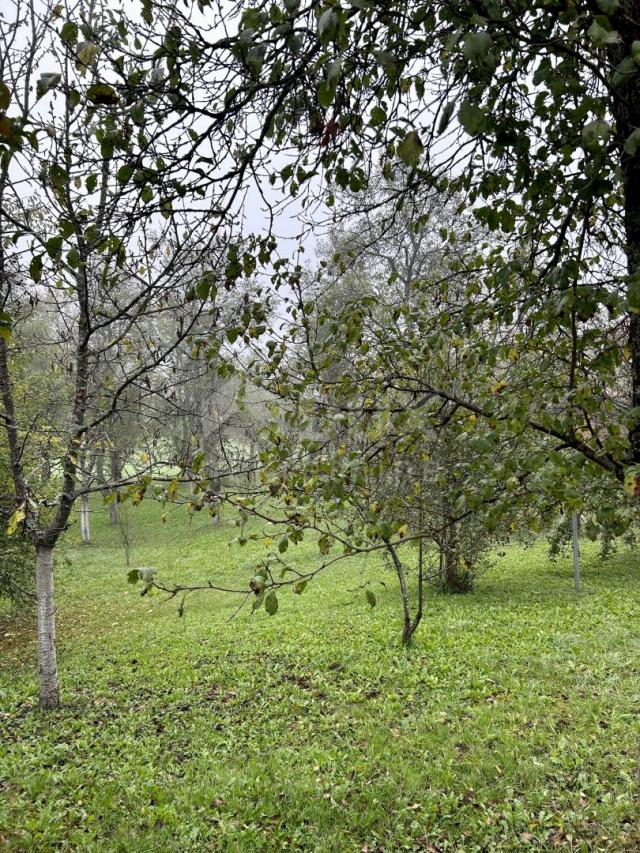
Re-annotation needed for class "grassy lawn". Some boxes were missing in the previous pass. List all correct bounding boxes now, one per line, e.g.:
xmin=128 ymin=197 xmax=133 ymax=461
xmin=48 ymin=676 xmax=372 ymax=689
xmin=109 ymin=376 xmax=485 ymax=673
xmin=1 ymin=499 xmax=640 ymax=851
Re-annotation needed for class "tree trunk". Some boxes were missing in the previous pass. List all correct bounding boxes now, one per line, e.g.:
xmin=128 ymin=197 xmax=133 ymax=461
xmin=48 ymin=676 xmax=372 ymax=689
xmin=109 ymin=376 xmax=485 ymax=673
xmin=109 ymin=499 xmax=118 ymax=527
xmin=96 ymin=447 xmax=105 ymax=488
xmin=80 ymin=494 xmax=90 ymax=544
xmin=443 ymin=525 xmax=460 ymax=593
xmin=35 ymin=545 xmax=60 ymax=709
xmin=440 ymin=495 xmax=462 ymax=593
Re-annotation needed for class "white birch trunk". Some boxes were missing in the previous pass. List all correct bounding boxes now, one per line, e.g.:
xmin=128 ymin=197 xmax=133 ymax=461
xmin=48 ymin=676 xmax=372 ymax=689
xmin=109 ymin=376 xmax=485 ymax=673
xmin=35 ymin=546 xmax=60 ymax=709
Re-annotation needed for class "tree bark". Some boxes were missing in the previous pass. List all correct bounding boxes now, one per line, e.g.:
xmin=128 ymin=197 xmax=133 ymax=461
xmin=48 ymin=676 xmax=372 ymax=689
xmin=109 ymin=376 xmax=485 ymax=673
xmin=440 ymin=494 xmax=462 ymax=593
xmin=35 ymin=545 xmax=59 ymax=710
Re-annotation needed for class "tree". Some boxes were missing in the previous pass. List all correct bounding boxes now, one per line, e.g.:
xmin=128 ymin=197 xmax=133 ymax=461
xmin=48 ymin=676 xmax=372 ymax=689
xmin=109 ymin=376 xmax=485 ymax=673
xmin=139 ymin=0 xmax=640 ymax=510
xmin=0 ymin=0 xmax=233 ymax=708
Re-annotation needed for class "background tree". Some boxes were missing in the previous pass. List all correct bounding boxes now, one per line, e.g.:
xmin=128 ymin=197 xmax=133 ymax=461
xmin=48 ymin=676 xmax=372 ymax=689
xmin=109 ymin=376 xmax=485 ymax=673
xmin=140 ymin=0 xmax=640 ymax=517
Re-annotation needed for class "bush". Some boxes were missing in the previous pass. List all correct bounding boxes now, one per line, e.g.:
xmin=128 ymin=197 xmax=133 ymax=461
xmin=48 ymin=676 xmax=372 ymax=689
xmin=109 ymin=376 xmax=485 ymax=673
xmin=0 ymin=466 xmax=34 ymax=609
xmin=0 ymin=530 xmax=34 ymax=608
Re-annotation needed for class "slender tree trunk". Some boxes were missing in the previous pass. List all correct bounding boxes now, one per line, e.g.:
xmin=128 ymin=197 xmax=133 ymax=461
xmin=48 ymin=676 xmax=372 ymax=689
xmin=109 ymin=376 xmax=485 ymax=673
xmin=35 ymin=545 xmax=59 ymax=710
xmin=80 ymin=494 xmax=90 ymax=544
xmin=386 ymin=541 xmax=422 ymax=646
xmin=248 ymin=439 xmax=255 ymax=485
xmin=96 ymin=447 xmax=105 ymax=487
xmin=443 ymin=525 xmax=459 ymax=593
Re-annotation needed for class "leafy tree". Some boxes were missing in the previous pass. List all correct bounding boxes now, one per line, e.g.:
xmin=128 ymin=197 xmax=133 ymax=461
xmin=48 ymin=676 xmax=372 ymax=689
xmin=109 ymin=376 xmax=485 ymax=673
xmin=0 ymin=0 xmax=233 ymax=708
xmin=141 ymin=0 xmax=640 ymax=508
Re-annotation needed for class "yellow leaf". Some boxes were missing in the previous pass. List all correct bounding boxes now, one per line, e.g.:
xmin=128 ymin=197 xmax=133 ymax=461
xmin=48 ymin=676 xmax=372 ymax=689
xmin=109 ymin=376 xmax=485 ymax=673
xmin=6 ymin=506 xmax=25 ymax=535
xmin=76 ymin=41 xmax=99 ymax=75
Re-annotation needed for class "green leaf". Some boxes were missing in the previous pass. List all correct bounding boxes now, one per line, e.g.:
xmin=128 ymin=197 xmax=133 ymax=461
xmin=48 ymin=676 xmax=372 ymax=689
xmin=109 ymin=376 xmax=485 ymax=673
xmin=326 ymin=58 xmax=342 ymax=86
xmin=365 ymin=589 xmax=376 ymax=608
xmin=46 ymin=235 xmax=63 ymax=259
xmin=611 ymin=56 xmax=636 ymax=87
xmin=317 ymin=80 xmax=336 ymax=108
xmin=318 ymin=9 xmax=338 ymax=44
xmin=632 ymin=41 xmax=640 ymax=65
xmin=596 ymin=0 xmax=619 ymax=13
xmin=49 ymin=164 xmax=68 ymax=187
xmin=437 ymin=100 xmax=455 ymax=135
xmin=458 ymin=100 xmax=486 ymax=135
xmin=86 ymin=83 xmax=119 ymax=106
xmin=265 ymin=590 xmax=279 ymax=615
xmin=294 ymin=580 xmax=308 ymax=595
xmin=587 ymin=17 xmax=620 ymax=46
xmin=0 ymin=82 xmax=11 ymax=111
xmin=195 ymin=276 xmax=213 ymax=300
xmin=624 ymin=128 xmax=640 ymax=156
xmin=374 ymin=50 xmax=397 ymax=76
xmin=397 ymin=130 xmax=423 ymax=168
xmin=36 ymin=73 xmax=61 ymax=99
xmin=581 ymin=119 xmax=610 ymax=151
xmin=127 ymin=568 xmax=140 ymax=584
xmin=160 ymin=198 xmax=172 ymax=219
xmin=129 ymin=100 xmax=145 ymax=125
xmin=60 ymin=21 xmax=78 ymax=45
xmin=370 ymin=105 xmax=387 ymax=127
xmin=117 ymin=164 xmax=134 ymax=184
xmin=29 ymin=254 xmax=43 ymax=282
xmin=59 ymin=219 xmax=75 ymax=238
xmin=462 ymin=31 xmax=495 ymax=69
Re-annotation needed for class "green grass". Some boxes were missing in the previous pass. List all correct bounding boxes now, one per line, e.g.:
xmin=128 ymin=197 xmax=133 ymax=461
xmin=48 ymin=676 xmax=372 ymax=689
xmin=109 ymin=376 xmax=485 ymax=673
xmin=1 ymin=499 xmax=640 ymax=851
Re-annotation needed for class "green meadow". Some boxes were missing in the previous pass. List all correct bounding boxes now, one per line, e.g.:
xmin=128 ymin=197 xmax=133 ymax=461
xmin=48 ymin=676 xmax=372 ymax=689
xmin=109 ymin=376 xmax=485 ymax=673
xmin=2 ymin=499 xmax=639 ymax=851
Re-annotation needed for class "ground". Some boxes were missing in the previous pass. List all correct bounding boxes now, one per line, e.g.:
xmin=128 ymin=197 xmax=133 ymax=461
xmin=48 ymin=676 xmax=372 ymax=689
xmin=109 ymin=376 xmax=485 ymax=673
xmin=1 ymin=499 xmax=639 ymax=851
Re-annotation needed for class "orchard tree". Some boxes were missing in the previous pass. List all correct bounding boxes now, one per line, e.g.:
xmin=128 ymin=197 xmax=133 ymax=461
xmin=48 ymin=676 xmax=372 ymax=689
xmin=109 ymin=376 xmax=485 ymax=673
xmin=0 ymin=0 xmax=236 ymax=708
xmin=138 ymin=0 xmax=640 ymax=512
xmin=109 ymin=0 xmax=640 ymax=640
